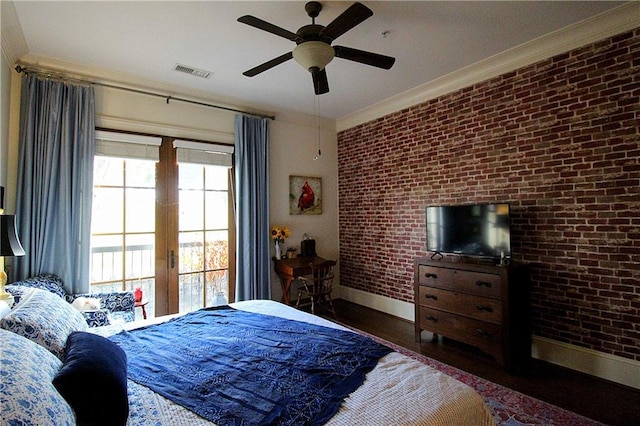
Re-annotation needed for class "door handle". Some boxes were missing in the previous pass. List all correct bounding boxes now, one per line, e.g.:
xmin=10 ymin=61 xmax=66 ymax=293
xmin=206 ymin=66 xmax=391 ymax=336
xmin=170 ymin=250 xmax=175 ymax=269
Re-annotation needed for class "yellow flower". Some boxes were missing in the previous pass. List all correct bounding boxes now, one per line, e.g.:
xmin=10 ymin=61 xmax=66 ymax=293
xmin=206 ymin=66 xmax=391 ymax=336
xmin=270 ymin=226 xmax=281 ymax=240
xmin=270 ymin=225 xmax=290 ymax=242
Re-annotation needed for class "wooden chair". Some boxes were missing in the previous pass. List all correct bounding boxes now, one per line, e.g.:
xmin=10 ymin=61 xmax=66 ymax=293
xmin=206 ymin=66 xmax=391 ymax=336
xmin=295 ymin=261 xmax=336 ymax=318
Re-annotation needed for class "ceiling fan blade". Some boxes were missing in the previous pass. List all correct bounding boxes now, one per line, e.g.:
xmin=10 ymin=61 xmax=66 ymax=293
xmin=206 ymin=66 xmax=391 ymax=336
xmin=243 ymin=52 xmax=294 ymax=77
xmin=238 ymin=15 xmax=300 ymax=42
xmin=320 ymin=2 xmax=373 ymax=42
xmin=312 ymin=68 xmax=329 ymax=95
xmin=334 ymin=46 xmax=395 ymax=69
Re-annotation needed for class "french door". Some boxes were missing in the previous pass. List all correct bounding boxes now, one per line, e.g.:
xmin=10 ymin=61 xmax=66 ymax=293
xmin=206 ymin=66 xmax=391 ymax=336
xmin=89 ymin=133 xmax=235 ymax=318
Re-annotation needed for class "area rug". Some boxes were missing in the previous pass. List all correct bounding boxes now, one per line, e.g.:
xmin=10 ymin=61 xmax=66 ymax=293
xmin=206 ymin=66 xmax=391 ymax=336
xmin=352 ymin=328 xmax=604 ymax=426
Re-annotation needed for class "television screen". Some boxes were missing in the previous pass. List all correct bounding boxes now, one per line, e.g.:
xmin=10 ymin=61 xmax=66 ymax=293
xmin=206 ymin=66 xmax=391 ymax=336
xmin=426 ymin=203 xmax=511 ymax=259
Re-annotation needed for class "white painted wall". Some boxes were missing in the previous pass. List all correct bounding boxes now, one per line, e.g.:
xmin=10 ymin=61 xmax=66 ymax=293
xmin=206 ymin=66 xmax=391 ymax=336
xmin=268 ymin=112 xmax=338 ymax=300
xmin=0 ymin=53 xmax=10 ymax=190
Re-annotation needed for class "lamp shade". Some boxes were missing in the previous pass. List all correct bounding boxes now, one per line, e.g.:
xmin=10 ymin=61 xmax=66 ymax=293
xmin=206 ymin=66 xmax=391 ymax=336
xmin=293 ymin=41 xmax=335 ymax=72
xmin=0 ymin=215 xmax=25 ymax=257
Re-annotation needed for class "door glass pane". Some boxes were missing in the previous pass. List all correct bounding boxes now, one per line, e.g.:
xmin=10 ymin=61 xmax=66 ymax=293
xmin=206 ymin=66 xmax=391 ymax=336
xmin=179 ymin=189 xmax=204 ymax=231
xmin=205 ymin=191 xmax=228 ymax=230
xmin=179 ymin=164 xmax=203 ymax=189
xmin=90 ymin=157 xmax=157 ymax=320
xmin=179 ymin=272 xmax=204 ymax=313
xmin=179 ymin=231 xmax=204 ymax=273
xmin=126 ymin=160 xmax=155 ymax=187
xmin=94 ymin=157 xmax=123 ymax=186
xmin=92 ymin=187 xmax=124 ymax=234
xmin=178 ymin=163 xmax=229 ymax=311
xmin=126 ymin=188 xmax=155 ymax=233
xmin=205 ymin=230 xmax=228 ymax=270
xmin=90 ymin=235 xmax=123 ymax=282
xmin=205 ymin=166 xmax=228 ymax=190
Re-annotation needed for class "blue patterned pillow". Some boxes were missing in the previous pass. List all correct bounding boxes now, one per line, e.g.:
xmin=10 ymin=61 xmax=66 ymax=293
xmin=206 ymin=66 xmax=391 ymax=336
xmin=0 ymin=329 xmax=75 ymax=425
xmin=0 ymin=288 xmax=88 ymax=359
xmin=9 ymin=273 xmax=67 ymax=298
xmin=5 ymin=285 xmax=30 ymax=305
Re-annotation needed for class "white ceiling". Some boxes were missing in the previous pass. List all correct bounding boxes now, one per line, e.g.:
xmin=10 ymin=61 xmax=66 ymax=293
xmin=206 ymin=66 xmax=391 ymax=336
xmin=4 ymin=1 xmax=625 ymax=119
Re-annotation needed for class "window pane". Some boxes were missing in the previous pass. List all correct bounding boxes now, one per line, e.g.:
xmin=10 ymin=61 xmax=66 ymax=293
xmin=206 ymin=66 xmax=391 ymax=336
xmin=125 ymin=234 xmax=154 ymax=278
xmin=179 ymin=189 xmax=204 ymax=231
xmin=125 ymin=159 xmax=156 ymax=187
xmin=179 ymin=273 xmax=203 ymax=313
xmin=90 ymin=156 xmax=156 ymax=310
xmin=90 ymin=234 xmax=123 ymax=282
xmin=92 ymin=187 xmax=123 ymax=234
xmin=206 ymin=270 xmax=228 ymax=306
xmin=179 ymin=231 xmax=204 ymax=273
xmin=205 ymin=166 xmax=228 ymax=190
xmin=205 ymin=191 xmax=228 ymax=230
xmin=94 ymin=157 xmax=123 ymax=186
xmin=125 ymin=277 xmax=155 ymax=320
xmin=179 ymin=163 xmax=203 ymax=189
xmin=126 ymin=188 xmax=155 ymax=233
xmin=205 ymin=231 xmax=228 ymax=270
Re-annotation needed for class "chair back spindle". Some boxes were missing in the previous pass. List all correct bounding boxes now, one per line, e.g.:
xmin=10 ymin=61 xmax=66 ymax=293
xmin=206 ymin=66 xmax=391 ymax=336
xmin=295 ymin=260 xmax=336 ymax=318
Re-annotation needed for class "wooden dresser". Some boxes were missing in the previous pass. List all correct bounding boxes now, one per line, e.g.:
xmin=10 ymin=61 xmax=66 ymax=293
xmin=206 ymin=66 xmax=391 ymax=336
xmin=414 ymin=257 xmax=531 ymax=373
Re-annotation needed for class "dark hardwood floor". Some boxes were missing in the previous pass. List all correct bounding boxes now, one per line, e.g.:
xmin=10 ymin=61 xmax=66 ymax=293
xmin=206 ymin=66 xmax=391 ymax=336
xmin=330 ymin=299 xmax=640 ymax=426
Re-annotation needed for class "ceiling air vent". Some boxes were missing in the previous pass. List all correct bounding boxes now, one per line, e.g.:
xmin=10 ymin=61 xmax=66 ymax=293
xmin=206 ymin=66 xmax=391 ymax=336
xmin=173 ymin=63 xmax=212 ymax=79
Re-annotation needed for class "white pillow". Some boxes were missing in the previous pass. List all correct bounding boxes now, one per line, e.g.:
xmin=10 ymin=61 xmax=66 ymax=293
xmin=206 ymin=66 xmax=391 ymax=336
xmin=71 ymin=296 xmax=101 ymax=311
xmin=0 ymin=328 xmax=75 ymax=425
xmin=0 ymin=288 xmax=88 ymax=359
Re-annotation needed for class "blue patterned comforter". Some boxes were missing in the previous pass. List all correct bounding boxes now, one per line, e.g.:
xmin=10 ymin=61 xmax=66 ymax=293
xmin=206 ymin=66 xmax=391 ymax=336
xmin=109 ymin=307 xmax=392 ymax=426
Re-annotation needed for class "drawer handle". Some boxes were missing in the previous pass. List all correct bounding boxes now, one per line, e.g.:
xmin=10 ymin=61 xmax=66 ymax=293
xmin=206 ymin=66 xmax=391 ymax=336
xmin=476 ymin=305 xmax=494 ymax=313
xmin=424 ymin=294 xmax=438 ymax=300
xmin=476 ymin=328 xmax=492 ymax=337
xmin=475 ymin=280 xmax=492 ymax=288
xmin=425 ymin=315 xmax=438 ymax=322
xmin=424 ymin=273 xmax=438 ymax=279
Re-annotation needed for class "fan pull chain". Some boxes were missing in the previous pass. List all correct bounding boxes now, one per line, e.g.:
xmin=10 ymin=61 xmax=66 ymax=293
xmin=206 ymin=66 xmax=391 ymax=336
xmin=313 ymin=95 xmax=321 ymax=160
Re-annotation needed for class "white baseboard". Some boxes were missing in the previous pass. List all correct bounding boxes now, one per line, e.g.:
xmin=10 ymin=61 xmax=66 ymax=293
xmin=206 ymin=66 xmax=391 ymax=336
xmin=336 ymin=284 xmax=415 ymax=322
xmin=532 ymin=335 xmax=640 ymax=390
xmin=336 ymin=285 xmax=640 ymax=390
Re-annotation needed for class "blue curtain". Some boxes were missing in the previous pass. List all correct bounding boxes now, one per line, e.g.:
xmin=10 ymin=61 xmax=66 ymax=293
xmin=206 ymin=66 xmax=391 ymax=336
xmin=234 ymin=114 xmax=271 ymax=301
xmin=14 ymin=74 xmax=95 ymax=294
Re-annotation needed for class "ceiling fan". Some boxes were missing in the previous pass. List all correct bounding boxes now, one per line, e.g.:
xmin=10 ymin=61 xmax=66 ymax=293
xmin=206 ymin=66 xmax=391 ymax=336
xmin=238 ymin=1 xmax=395 ymax=95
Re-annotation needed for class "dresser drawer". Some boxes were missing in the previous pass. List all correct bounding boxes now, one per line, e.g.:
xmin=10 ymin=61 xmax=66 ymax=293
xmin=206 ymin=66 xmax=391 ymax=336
xmin=417 ymin=286 xmax=503 ymax=324
xmin=418 ymin=306 xmax=503 ymax=360
xmin=418 ymin=265 xmax=502 ymax=298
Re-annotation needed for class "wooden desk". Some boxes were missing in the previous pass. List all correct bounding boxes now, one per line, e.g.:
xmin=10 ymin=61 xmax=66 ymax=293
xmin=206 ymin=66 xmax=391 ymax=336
xmin=273 ymin=256 xmax=334 ymax=305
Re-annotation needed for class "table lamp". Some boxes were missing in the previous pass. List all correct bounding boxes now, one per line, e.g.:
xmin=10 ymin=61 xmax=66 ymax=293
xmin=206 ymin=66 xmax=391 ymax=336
xmin=0 ymin=214 xmax=25 ymax=307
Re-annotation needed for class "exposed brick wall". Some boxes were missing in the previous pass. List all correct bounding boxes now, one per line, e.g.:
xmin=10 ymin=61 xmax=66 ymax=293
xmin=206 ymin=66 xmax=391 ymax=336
xmin=338 ymin=29 xmax=640 ymax=361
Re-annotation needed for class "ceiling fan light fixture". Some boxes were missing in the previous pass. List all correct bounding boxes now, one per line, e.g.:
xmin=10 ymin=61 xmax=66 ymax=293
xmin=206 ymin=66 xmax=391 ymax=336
xmin=293 ymin=41 xmax=335 ymax=72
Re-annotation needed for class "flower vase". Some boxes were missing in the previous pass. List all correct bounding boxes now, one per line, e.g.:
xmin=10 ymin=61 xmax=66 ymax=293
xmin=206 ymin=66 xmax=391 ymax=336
xmin=274 ymin=241 xmax=282 ymax=260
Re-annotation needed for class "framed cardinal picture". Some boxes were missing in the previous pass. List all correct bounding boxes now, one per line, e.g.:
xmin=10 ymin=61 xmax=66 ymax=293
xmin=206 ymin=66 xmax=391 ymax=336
xmin=289 ymin=175 xmax=322 ymax=215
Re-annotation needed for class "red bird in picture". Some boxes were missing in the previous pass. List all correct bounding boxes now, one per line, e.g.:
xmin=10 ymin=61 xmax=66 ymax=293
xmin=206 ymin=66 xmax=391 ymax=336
xmin=298 ymin=181 xmax=315 ymax=212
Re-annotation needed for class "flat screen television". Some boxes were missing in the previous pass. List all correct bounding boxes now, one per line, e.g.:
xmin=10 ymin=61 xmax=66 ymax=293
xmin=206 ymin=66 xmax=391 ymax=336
xmin=426 ymin=203 xmax=511 ymax=260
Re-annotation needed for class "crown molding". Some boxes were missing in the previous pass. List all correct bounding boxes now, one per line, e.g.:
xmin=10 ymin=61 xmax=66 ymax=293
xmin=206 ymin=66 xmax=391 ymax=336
xmin=336 ymin=2 xmax=640 ymax=132
xmin=1 ymin=1 xmax=28 ymax=65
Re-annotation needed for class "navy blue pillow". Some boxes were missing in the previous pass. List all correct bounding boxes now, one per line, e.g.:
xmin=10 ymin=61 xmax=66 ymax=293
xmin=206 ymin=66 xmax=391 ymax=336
xmin=53 ymin=331 xmax=129 ymax=425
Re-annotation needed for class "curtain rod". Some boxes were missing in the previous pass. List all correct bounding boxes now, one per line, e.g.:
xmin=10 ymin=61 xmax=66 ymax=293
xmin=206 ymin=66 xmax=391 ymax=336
xmin=15 ymin=65 xmax=276 ymax=121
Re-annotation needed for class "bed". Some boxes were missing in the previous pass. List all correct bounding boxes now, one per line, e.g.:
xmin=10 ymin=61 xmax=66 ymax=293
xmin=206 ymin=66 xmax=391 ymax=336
xmin=0 ymin=287 xmax=494 ymax=426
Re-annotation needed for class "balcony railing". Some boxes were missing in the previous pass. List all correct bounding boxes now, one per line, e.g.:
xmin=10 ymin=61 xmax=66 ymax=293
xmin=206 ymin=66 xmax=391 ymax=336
xmin=90 ymin=242 xmax=228 ymax=317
